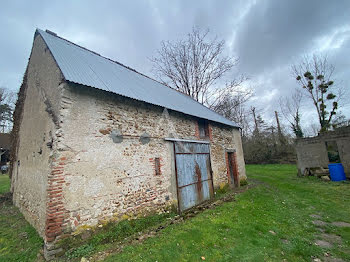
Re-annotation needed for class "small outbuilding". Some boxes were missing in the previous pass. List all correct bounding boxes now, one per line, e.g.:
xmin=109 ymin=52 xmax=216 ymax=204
xmin=11 ymin=29 xmax=246 ymax=252
xmin=296 ymin=126 xmax=350 ymax=177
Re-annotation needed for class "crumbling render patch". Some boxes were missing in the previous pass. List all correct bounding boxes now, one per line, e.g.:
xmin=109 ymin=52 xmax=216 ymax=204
xmin=9 ymin=69 xmax=28 ymax=180
xmin=44 ymin=98 xmax=60 ymax=128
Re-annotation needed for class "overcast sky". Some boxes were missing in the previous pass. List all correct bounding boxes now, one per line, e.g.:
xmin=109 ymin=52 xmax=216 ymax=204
xmin=1 ymin=0 xmax=349 ymax=132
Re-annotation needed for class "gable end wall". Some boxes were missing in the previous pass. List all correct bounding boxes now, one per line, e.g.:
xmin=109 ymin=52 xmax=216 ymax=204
xmin=11 ymin=34 xmax=65 ymax=237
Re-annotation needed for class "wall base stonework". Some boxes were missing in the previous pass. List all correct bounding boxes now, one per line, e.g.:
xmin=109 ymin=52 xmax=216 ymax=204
xmin=44 ymin=242 xmax=64 ymax=261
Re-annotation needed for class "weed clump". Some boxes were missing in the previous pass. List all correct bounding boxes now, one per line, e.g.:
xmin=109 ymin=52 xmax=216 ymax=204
xmin=215 ymin=183 xmax=230 ymax=197
xmin=240 ymin=179 xmax=248 ymax=186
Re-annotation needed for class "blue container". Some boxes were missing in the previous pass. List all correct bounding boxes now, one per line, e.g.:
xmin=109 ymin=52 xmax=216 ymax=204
xmin=328 ymin=163 xmax=346 ymax=181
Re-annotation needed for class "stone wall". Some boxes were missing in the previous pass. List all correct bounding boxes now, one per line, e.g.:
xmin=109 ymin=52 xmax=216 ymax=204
xmin=296 ymin=126 xmax=350 ymax=177
xmin=12 ymin=33 xmax=246 ymax=247
xmin=210 ymin=124 xmax=245 ymax=185
xmin=56 ymin=83 xmax=246 ymax=234
xmin=11 ymin=34 xmax=64 ymax=237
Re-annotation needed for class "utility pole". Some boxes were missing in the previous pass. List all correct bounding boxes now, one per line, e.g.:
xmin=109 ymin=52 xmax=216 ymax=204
xmin=251 ymin=107 xmax=259 ymax=134
xmin=275 ymin=111 xmax=285 ymax=145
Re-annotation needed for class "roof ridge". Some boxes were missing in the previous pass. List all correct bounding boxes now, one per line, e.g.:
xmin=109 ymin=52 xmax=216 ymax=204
xmin=37 ymin=28 xmax=189 ymax=94
xmin=35 ymin=28 xmax=239 ymax=127
xmin=38 ymin=29 xmax=197 ymax=100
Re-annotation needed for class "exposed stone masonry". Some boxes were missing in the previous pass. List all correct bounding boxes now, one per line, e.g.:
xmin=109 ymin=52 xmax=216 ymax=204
xmin=11 ymin=33 xmax=246 ymax=260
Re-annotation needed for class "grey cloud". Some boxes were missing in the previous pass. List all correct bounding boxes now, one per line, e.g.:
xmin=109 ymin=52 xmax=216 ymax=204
xmin=234 ymin=0 xmax=350 ymax=75
xmin=0 ymin=0 xmax=349 ymax=124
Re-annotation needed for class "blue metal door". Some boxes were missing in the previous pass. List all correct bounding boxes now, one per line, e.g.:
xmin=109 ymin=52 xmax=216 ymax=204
xmin=174 ymin=142 xmax=213 ymax=211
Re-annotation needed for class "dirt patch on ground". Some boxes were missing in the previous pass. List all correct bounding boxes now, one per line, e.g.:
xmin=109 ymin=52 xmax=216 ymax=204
xmin=312 ymin=221 xmax=345 ymax=261
xmin=323 ymin=257 xmax=345 ymax=262
xmin=331 ymin=222 xmax=350 ymax=227
xmin=280 ymin=238 xmax=290 ymax=244
xmin=0 ymin=192 xmax=12 ymax=204
xmin=313 ymin=229 xmax=345 ymax=261
xmin=312 ymin=220 xmax=327 ymax=227
xmin=314 ymin=255 xmax=345 ymax=262
xmin=310 ymin=214 xmax=322 ymax=219
xmin=315 ymin=240 xmax=332 ymax=248
xmin=320 ymin=233 xmax=342 ymax=244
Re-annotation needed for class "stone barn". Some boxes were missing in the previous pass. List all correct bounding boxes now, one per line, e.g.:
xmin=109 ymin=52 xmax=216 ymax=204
xmin=11 ymin=29 xmax=246 ymax=252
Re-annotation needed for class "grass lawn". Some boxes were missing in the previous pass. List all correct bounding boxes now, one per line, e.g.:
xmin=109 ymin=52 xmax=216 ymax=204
xmin=0 ymin=174 xmax=43 ymax=262
xmin=103 ymin=164 xmax=350 ymax=261
xmin=0 ymin=165 xmax=349 ymax=261
xmin=0 ymin=174 xmax=11 ymax=194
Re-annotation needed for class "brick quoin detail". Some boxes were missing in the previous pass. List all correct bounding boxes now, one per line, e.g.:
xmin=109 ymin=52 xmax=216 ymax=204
xmin=149 ymin=157 xmax=164 ymax=176
xmin=225 ymin=153 xmax=230 ymax=183
xmin=45 ymin=156 xmax=67 ymax=243
xmin=233 ymin=153 xmax=239 ymax=182
xmin=225 ymin=152 xmax=239 ymax=185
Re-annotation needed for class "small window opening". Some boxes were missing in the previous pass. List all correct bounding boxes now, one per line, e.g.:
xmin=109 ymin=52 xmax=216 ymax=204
xmin=198 ymin=119 xmax=209 ymax=139
xmin=326 ymin=141 xmax=341 ymax=163
xmin=155 ymin=157 xmax=161 ymax=176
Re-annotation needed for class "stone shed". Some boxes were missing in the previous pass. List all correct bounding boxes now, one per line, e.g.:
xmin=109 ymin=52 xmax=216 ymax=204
xmin=296 ymin=126 xmax=350 ymax=177
xmin=10 ymin=29 xmax=246 ymax=252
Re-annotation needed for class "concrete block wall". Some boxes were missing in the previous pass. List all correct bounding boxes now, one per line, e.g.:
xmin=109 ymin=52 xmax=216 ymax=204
xmin=296 ymin=126 xmax=350 ymax=177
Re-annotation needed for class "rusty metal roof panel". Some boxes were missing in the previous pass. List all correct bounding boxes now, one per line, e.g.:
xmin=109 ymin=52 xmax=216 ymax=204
xmin=36 ymin=29 xmax=239 ymax=128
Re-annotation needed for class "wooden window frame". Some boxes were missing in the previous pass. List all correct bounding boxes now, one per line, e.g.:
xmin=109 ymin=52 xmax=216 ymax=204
xmin=198 ymin=119 xmax=209 ymax=139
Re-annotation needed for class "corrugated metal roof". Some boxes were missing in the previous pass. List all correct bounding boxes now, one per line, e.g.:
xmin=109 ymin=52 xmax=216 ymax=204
xmin=36 ymin=29 xmax=239 ymax=128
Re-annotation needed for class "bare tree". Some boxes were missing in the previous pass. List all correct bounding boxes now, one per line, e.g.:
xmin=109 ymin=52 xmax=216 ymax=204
xmin=211 ymin=87 xmax=253 ymax=136
xmin=250 ymin=107 xmax=267 ymax=136
xmin=205 ymin=76 xmax=248 ymax=109
xmin=303 ymin=123 xmax=320 ymax=137
xmin=331 ymin=112 xmax=350 ymax=128
xmin=0 ymin=87 xmax=15 ymax=132
xmin=274 ymin=111 xmax=288 ymax=144
xmin=151 ymin=27 xmax=243 ymax=105
xmin=279 ymin=89 xmax=304 ymax=138
xmin=251 ymin=107 xmax=258 ymax=134
xmin=292 ymin=54 xmax=344 ymax=132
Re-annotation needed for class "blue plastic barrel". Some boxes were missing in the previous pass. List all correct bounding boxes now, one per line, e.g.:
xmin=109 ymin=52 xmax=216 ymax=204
xmin=328 ymin=163 xmax=346 ymax=181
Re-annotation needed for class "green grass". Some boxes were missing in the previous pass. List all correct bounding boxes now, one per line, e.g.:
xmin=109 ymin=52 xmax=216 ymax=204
xmin=61 ymin=212 xmax=176 ymax=259
xmin=1 ymin=165 xmax=349 ymax=261
xmin=103 ymin=164 xmax=350 ymax=262
xmin=0 ymin=174 xmax=11 ymax=194
xmin=0 ymin=175 xmax=43 ymax=262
